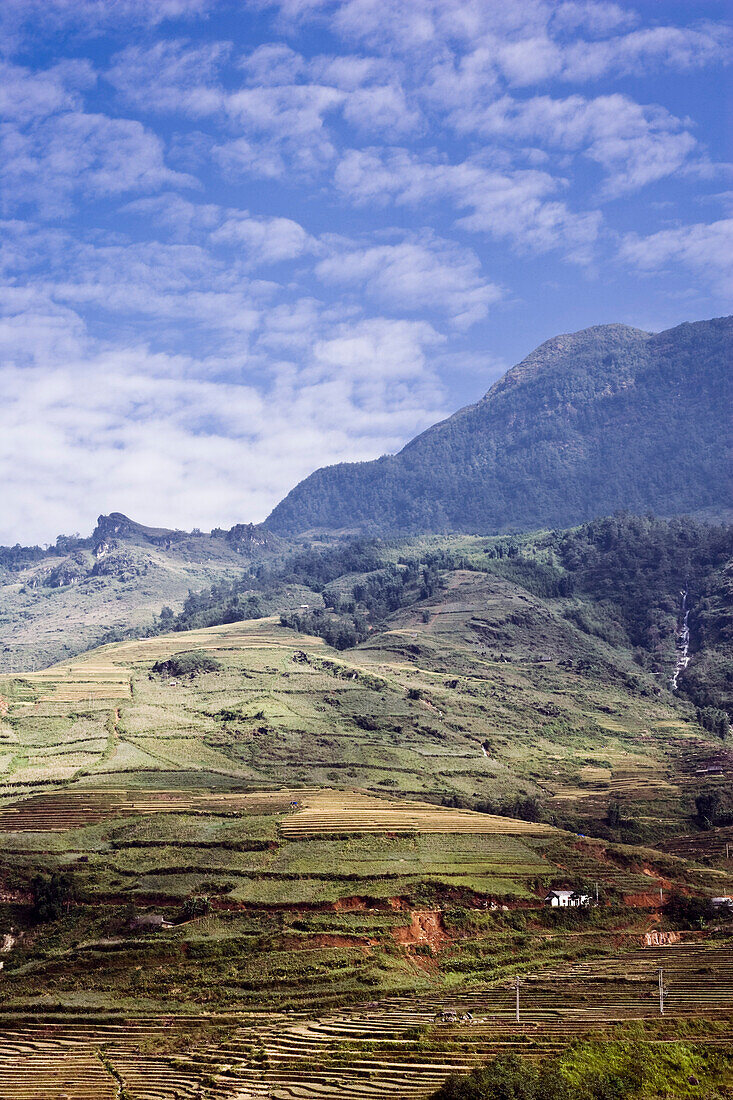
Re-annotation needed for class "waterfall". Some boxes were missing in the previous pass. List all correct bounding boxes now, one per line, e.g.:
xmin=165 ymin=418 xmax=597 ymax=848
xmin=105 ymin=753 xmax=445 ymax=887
xmin=669 ymin=588 xmax=690 ymax=691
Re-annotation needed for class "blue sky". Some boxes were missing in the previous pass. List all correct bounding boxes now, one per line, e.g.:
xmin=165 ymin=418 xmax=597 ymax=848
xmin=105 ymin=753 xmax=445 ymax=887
xmin=1 ymin=0 xmax=731 ymax=544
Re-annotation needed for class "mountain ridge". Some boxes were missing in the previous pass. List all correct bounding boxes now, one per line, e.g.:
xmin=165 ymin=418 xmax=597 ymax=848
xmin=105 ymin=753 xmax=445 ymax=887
xmin=265 ymin=315 xmax=732 ymax=537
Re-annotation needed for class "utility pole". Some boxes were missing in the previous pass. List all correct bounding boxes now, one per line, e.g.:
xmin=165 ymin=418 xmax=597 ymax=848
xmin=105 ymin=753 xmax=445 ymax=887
xmin=659 ymin=886 xmax=664 ymax=905
xmin=595 ymin=882 xmax=599 ymax=904
xmin=516 ymin=975 xmax=520 ymax=1023
xmin=726 ymin=843 xmax=731 ymax=861
xmin=658 ymin=968 xmax=665 ymax=1015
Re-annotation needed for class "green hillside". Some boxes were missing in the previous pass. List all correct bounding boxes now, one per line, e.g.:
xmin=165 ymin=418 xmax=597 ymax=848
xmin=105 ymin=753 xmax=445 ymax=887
xmin=0 ymin=539 xmax=731 ymax=1097
xmin=265 ymin=317 xmax=733 ymax=537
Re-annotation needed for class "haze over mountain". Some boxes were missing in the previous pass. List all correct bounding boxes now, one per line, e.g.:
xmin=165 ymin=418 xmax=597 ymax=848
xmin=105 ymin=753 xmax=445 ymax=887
xmin=266 ymin=316 xmax=732 ymax=537
xmin=0 ymin=513 xmax=285 ymax=672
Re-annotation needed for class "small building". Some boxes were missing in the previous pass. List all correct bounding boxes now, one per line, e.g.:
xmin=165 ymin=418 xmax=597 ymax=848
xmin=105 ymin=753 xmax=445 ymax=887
xmin=711 ymin=896 xmax=733 ymax=913
xmin=130 ymin=913 xmax=171 ymax=932
xmin=545 ymin=889 xmax=591 ymax=908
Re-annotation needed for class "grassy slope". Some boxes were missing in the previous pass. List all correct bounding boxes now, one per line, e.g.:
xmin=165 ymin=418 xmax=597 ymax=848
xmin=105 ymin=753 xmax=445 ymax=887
xmin=0 ymin=566 xmax=729 ymax=837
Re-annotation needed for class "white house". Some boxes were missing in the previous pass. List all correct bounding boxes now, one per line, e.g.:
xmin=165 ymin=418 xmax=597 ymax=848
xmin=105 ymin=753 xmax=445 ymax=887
xmin=711 ymin=896 xmax=733 ymax=912
xmin=545 ymin=889 xmax=591 ymax=908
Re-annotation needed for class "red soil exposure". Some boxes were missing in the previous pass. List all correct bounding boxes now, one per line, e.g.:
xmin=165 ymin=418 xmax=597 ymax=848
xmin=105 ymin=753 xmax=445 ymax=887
xmin=331 ymin=896 xmax=372 ymax=911
xmin=392 ymin=909 xmax=449 ymax=951
xmin=622 ymin=892 xmax=664 ymax=908
xmin=0 ymin=695 xmax=8 ymax=717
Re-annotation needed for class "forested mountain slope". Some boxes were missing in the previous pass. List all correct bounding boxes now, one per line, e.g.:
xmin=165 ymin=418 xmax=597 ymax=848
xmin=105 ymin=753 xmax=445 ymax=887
xmin=265 ymin=316 xmax=732 ymax=537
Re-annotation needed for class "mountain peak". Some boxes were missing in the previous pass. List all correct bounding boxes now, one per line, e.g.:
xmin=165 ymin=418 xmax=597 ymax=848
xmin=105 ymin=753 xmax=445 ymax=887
xmin=485 ymin=323 xmax=650 ymax=400
xmin=265 ymin=315 xmax=732 ymax=537
xmin=92 ymin=513 xmax=183 ymax=546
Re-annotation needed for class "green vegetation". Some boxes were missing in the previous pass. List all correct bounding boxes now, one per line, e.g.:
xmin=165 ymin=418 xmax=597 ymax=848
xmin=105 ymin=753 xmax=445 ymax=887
xmin=126 ymin=513 xmax=732 ymax=726
xmin=151 ymin=650 xmax=222 ymax=677
xmin=0 ymin=512 xmax=285 ymax=673
xmin=266 ymin=317 xmax=732 ymax=536
xmin=31 ymin=870 xmax=77 ymax=921
xmin=431 ymin=1040 xmax=732 ymax=1099
xmin=0 ymin=507 xmax=731 ymax=1095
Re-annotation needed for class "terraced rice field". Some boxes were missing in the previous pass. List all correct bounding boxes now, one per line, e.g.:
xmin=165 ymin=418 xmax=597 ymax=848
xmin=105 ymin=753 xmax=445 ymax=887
xmin=0 ymin=785 xmax=553 ymax=838
xmin=0 ymin=1033 xmax=118 ymax=1099
xmin=183 ymin=939 xmax=733 ymax=1098
xmin=11 ymin=619 xmax=327 ymax=707
xmin=0 ymin=940 xmax=729 ymax=1099
xmin=281 ymin=791 xmax=554 ymax=838
xmin=0 ymin=788 xmax=317 ymax=831
xmin=2 ymin=605 xmax=726 ymax=842
xmin=658 ymin=826 xmax=733 ymax=867
xmin=12 ymin=662 xmax=132 ymax=705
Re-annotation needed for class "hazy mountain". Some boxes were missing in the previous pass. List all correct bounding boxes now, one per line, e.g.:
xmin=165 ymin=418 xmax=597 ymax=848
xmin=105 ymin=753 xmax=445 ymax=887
xmin=0 ymin=513 xmax=286 ymax=672
xmin=265 ymin=316 xmax=732 ymax=537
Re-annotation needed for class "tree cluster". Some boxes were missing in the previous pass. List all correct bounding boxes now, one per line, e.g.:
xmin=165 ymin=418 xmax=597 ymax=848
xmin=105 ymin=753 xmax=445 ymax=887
xmin=431 ymin=1049 xmax=645 ymax=1100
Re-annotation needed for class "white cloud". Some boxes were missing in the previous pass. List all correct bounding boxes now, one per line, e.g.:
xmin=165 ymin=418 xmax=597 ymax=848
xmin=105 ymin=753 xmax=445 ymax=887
xmin=107 ymin=40 xmax=230 ymax=115
xmin=1 ymin=0 xmax=212 ymax=48
xmin=452 ymin=93 xmax=698 ymax=196
xmin=315 ymin=234 xmax=502 ymax=327
xmin=551 ymin=2 xmax=637 ymax=36
xmin=0 ymin=221 xmax=271 ymax=346
xmin=0 ymin=290 xmax=449 ymax=543
xmin=561 ymin=23 xmax=733 ymax=82
xmin=312 ymin=317 xmax=443 ymax=381
xmin=210 ymin=212 xmax=314 ymax=264
xmin=263 ymin=0 xmax=731 ymax=82
xmin=123 ymin=193 xmax=222 ymax=238
xmin=226 ymin=83 xmax=345 ymax=138
xmin=335 ymin=147 xmax=601 ymax=260
xmin=341 ymin=82 xmax=421 ymax=135
xmin=309 ymin=53 xmax=391 ymax=90
xmin=619 ymin=219 xmax=733 ymax=298
xmin=212 ymin=136 xmax=290 ymax=180
xmin=497 ymin=36 xmax=563 ymax=85
xmin=110 ymin=40 xmax=347 ymax=177
xmin=0 ymin=59 xmax=95 ymax=123
xmin=1 ymin=111 xmax=193 ymax=217
xmin=239 ymin=43 xmax=306 ymax=86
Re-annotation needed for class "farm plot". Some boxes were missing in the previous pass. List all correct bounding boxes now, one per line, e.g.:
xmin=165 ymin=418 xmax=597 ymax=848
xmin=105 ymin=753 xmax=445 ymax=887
xmin=3 ymin=618 xmax=326 ymax=711
xmin=200 ymin=939 xmax=733 ymax=1099
xmin=0 ymin=1032 xmax=118 ymax=1099
xmin=658 ymin=826 xmax=733 ymax=868
xmin=1 ymin=604 xmax=725 ymax=841
xmin=17 ymin=663 xmax=132 ymax=705
xmin=0 ymin=785 xmax=554 ymax=837
xmin=0 ymin=1018 xmax=231 ymax=1100
xmin=0 ymin=788 xmax=313 ymax=831
xmin=280 ymin=790 xmax=554 ymax=838
xmin=1 ymin=940 xmax=729 ymax=1100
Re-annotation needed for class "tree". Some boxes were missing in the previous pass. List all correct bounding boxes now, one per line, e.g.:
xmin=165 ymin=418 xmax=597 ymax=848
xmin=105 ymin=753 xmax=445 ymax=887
xmin=695 ymin=791 xmax=721 ymax=830
xmin=32 ymin=872 xmax=77 ymax=922
xmin=606 ymin=801 xmax=622 ymax=828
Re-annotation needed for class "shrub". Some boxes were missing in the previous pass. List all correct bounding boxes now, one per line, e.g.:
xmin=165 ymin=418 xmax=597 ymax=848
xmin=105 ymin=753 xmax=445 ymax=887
xmin=152 ymin=651 xmax=222 ymax=678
